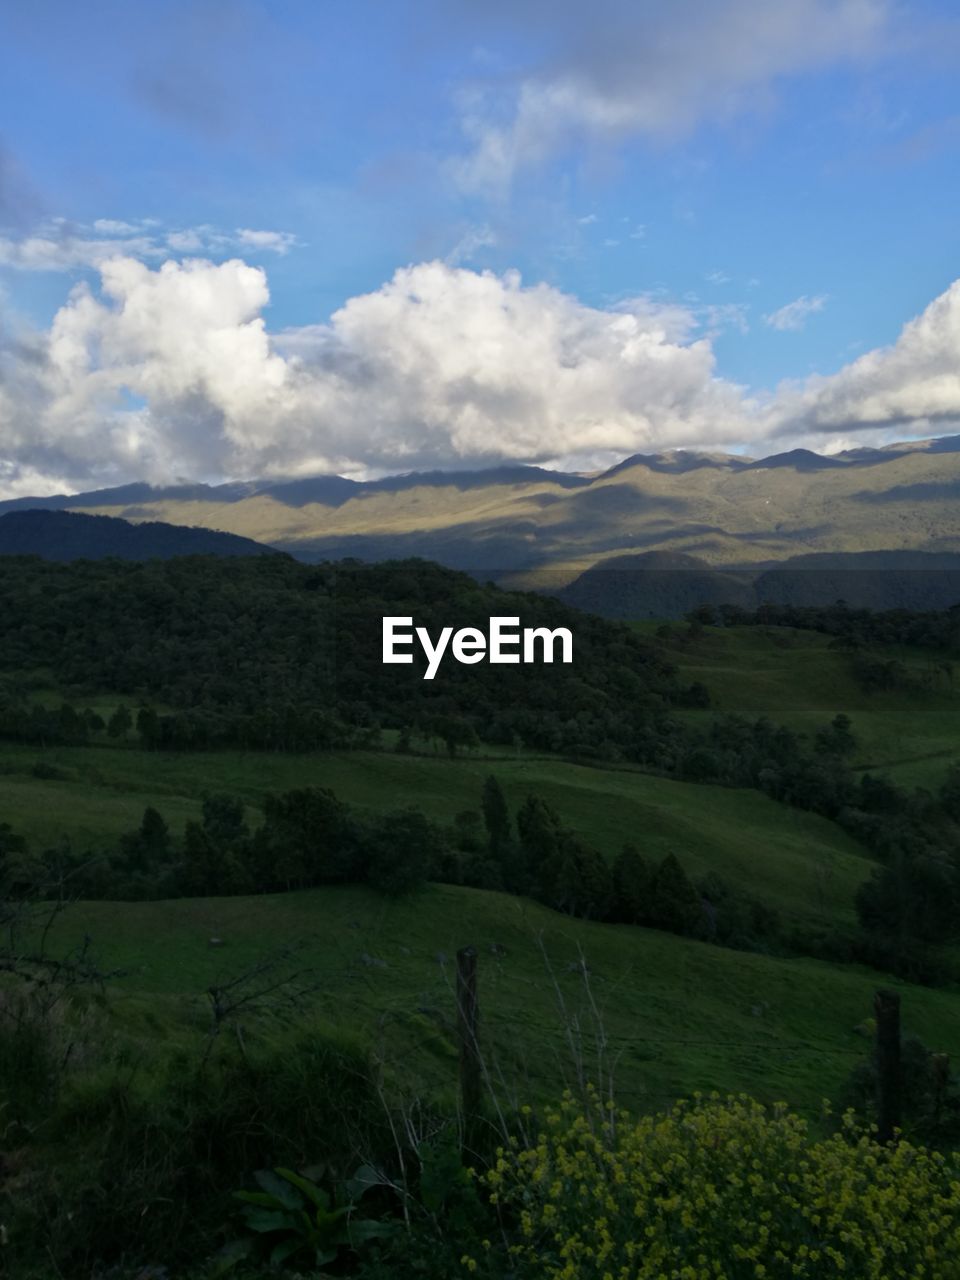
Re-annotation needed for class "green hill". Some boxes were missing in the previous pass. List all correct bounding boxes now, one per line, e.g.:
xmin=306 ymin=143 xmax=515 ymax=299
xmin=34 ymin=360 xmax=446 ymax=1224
xmin=0 ymin=741 xmax=872 ymax=933
xmin=649 ymin=623 xmax=960 ymax=789
xmin=53 ymin=881 xmax=960 ymax=1112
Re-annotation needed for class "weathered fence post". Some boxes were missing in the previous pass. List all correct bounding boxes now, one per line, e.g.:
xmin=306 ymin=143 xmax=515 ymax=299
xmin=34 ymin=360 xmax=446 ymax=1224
xmin=456 ymin=945 xmax=481 ymax=1157
xmin=874 ymin=989 xmax=901 ymax=1144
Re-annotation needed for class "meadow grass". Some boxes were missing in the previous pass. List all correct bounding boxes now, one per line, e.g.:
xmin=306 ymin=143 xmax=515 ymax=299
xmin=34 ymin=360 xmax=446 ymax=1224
xmin=0 ymin=739 xmax=871 ymax=930
xmin=59 ymin=881 xmax=960 ymax=1115
xmin=4 ymin=624 xmax=960 ymax=1128
xmin=643 ymin=623 xmax=960 ymax=789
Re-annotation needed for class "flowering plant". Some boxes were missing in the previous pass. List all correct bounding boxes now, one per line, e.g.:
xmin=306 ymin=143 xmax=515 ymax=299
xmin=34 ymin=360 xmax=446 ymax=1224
xmin=477 ymin=1089 xmax=960 ymax=1279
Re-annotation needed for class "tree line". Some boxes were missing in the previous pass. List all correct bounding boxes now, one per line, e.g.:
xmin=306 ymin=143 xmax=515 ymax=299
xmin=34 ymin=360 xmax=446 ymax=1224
xmin=3 ymin=775 xmax=786 ymax=957
xmin=0 ymin=555 xmax=692 ymax=764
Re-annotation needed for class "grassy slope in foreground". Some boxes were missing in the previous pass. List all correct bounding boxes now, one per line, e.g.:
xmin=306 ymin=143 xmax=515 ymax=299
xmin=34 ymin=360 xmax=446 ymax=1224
xmin=0 ymin=742 xmax=872 ymax=931
xmin=64 ymin=882 xmax=960 ymax=1115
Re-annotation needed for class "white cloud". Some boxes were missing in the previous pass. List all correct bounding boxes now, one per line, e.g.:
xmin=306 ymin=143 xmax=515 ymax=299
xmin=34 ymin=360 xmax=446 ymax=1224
xmin=706 ymin=270 xmax=732 ymax=286
xmin=452 ymin=0 xmax=889 ymax=196
xmin=3 ymin=254 xmax=960 ymax=498
xmin=765 ymin=293 xmax=828 ymax=330
xmin=577 ymin=213 xmax=598 ymax=225
xmin=0 ymin=227 xmax=161 ymax=271
xmin=0 ymin=256 xmax=753 ymax=493
xmin=165 ymin=229 xmax=206 ymax=253
xmin=235 ymin=228 xmax=298 ymax=255
xmin=0 ymin=219 xmax=297 ymax=272
xmin=771 ymin=279 xmax=960 ymax=435
xmin=445 ymin=224 xmax=498 ymax=265
xmin=700 ymin=303 xmax=751 ymax=337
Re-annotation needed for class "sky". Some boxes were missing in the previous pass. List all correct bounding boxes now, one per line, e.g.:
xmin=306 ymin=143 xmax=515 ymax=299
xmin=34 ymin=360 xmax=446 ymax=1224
xmin=1 ymin=0 xmax=959 ymax=496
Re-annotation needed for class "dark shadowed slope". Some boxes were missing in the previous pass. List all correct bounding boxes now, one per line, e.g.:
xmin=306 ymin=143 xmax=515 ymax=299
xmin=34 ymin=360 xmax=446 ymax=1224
xmin=0 ymin=509 xmax=278 ymax=561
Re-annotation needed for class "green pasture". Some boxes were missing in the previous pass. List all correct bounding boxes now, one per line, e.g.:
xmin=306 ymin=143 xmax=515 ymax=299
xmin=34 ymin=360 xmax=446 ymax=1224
xmin=645 ymin=624 xmax=960 ymax=789
xmin=0 ymin=740 xmax=871 ymax=931
xmin=59 ymin=882 xmax=960 ymax=1115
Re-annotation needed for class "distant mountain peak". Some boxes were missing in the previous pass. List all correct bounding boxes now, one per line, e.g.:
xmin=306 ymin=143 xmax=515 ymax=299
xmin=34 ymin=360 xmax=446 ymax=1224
xmin=744 ymin=448 xmax=845 ymax=471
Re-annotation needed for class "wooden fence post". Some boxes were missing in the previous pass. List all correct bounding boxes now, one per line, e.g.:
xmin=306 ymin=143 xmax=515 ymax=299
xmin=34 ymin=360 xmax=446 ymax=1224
xmin=874 ymin=989 xmax=901 ymax=1144
xmin=456 ymin=945 xmax=481 ymax=1157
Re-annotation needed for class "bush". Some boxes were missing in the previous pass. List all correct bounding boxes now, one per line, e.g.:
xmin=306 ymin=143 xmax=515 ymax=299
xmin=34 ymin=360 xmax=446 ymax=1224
xmin=481 ymin=1090 xmax=960 ymax=1278
xmin=11 ymin=1024 xmax=389 ymax=1276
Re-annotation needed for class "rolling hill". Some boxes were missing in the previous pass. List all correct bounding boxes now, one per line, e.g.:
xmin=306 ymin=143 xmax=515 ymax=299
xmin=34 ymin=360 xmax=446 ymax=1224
xmin=0 ymin=740 xmax=873 ymax=935
xmin=558 ymin=548 xmax=960 ymax=617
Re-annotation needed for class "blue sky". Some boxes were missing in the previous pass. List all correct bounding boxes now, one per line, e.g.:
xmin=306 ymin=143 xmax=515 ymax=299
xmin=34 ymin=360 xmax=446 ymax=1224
xmin=1 ymin=0 xmax=959 ymax=493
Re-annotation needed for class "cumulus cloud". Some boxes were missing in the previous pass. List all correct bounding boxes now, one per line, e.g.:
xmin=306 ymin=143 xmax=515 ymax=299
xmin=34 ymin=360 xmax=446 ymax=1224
xmin=772 ymin=279 xmax=960 ymax=435
xmin=765 ymin=293 xmax=828 ymax=330
xmin=2 ymin=253 xmax=960 ymax=498
xmin=452 ymin=0 xmax=889 ymax=195
xmin=0 ymin=256 xmax=755 ymax=493
xmin=0 ymin=256 xmax=288 ymax=491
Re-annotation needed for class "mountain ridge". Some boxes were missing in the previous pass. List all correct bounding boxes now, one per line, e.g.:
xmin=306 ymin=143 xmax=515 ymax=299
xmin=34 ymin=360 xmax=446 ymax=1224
xmin=4 ymin=434 xmax=960 ymax=581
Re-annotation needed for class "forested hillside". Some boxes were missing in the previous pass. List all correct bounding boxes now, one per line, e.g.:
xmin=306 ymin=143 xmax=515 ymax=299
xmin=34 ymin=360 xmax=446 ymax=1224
xmin=0 ymin=508 xmax=274 ymax=560
xmin=0 ymin=554 xmax=683 ymax=758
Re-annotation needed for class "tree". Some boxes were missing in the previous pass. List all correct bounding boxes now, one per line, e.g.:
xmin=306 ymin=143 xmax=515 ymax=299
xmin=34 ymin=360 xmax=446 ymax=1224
xmin=136 ymin=706 xmax=160 ymax=749
xmin=116 ymin=805 xmax=170 ymax=875
xmin=516 ymin=795 xmax=561 ymax=875
xmin=548 ymin=835 xmax=613 ymax=920
xmin=108 ymin=704 xmax=133 ymax=740
xmin=256 ymin=787 xmax=358 ymax=890
xmin=857 ymin=849 xmax=960 ymax=948
xmin=516 ymin=794 xmax=564 ymax=894
xmin=176 ymin=794 xmax=252 ymax=897
xmin=57 ymin=703 xmax=85 ymax=744
xmin=612 ymin=845 xmax=652 ymax=924
xmin=364 ymin=809 xmax=442 ymax=896
xmin=649 ymin=854 xmax=702 ymax=936
xmin=815 ymin=713 xmax=857 ymax=758
xmin=481 ymin=776 xmax=512 ymax=863
xmin=83 ymin=708 xmax=105 ymax=736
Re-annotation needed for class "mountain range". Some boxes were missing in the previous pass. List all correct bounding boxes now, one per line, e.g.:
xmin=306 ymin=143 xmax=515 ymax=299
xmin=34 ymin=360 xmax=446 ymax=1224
xmin=4 ymin=434 xmax=960 ymax=612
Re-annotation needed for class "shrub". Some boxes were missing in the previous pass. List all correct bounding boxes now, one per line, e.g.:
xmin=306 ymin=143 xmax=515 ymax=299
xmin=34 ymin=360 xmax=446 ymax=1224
xmin=480 ymin=1090 xmax=960 ymax=1278
xmin=12 ymin=1024 xmax=389 ymax=1275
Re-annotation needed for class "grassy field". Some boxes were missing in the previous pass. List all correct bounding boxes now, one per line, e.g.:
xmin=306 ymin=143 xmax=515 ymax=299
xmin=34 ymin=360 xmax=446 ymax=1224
xmin=645 ymin=623 xmax=960 ymax=790
xmin=0 ymin=739 xmax=872 ymax=931
xmin=5 ymin=623 xmax=960 ymax=1131
xmin=52 ymin=881 xmax=960 ymax=1117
